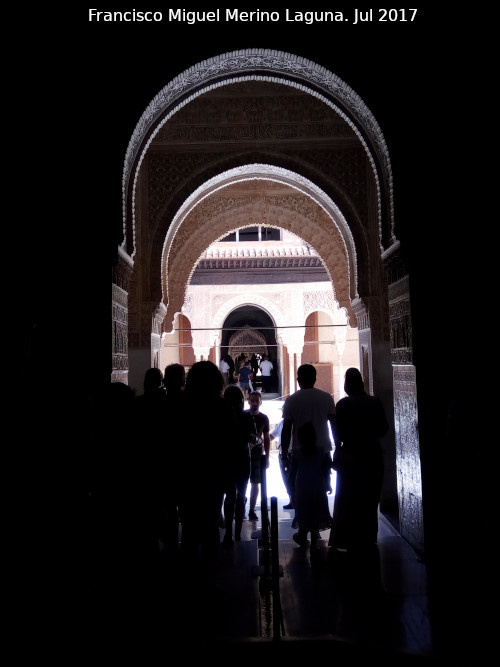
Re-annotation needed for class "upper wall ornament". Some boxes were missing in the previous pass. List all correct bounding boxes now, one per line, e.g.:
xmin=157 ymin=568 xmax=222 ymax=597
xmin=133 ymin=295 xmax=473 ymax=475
xmin=122 ymin=49 xmax=394 ymax=253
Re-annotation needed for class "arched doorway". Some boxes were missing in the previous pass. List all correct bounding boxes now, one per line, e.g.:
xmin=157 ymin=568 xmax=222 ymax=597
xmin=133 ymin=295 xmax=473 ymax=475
xmin=222 ymin=305 xmax=278 ymax=393
xmin=112 ymin=49 xmax=421 ymax=555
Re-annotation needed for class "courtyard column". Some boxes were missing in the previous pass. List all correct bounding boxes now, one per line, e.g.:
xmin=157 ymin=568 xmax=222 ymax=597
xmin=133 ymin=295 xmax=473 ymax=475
xmin=289 ymin=354 xmax=297 ymax=394
xmin=279 ymin=317 xmax=305 ymax=395
xmin=192 ymin=346 xmax=212 ymax=362
xmin=333 ymin=320 xmax=347 ymax=400
xmin=286 ymin=348 xmax=304 ymax=394
xmin=191 ymin=325 xmax=218 ymax=363
xmin=188 ymin=290 xmax=218 ymax=363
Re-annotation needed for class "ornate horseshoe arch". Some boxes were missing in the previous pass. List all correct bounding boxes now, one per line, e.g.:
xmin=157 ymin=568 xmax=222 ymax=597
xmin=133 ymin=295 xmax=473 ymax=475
xmin=114 ymin=47 xmax=425 ymax=558
xmin=122 ymin=49 xmax=394 ymax=260
xmin=211 ymin=294 xmax=285 ymax=342
xmin=161 ymin=166 xmax=356 ymax=334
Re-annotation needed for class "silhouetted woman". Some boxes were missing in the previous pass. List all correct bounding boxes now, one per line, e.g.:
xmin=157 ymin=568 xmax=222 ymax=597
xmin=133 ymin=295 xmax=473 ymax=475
xmin=177 ymin=361 xmax=237 ymax=586
xmin=221 ymin=384 xmax=252 ymax=545
xmin=329 ymin=368 xmax=389 ymax=550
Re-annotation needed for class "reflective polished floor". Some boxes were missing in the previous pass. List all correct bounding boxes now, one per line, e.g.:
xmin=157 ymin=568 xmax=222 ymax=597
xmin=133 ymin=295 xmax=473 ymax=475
xmin=209 ymin=447 xmax=434 ymax=659
xmin=154 ymin=395 xmax=435 ymax=661
xmin=87 ymin=395 xmax=437 ymax=661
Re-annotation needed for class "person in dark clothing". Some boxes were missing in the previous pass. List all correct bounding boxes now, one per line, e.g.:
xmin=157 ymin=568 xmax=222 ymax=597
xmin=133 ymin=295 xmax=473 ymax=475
xmin=225 ymin=354 xmax=236 ymax=384
xmin=237 ymin=359 xmax=253 ymax=399
xmin=281 ymin=363 xmax=338 ymax=541
xmin=177 ymin=361 xmax=237 ymax=587
xmin=250 ymin=353 xmax=259 ymax=379
xmin=292 ymin=421 xmax=333 ymax=549
xmin=221 ymin=384 xmax=252 ymax=546
xmin=164 ymin=363 xmax=185 ymax=395
xmin=245 ymin=391 xmax=270 ymax=521
xmin=159 ymin=363 xmax=186 ymax=558
xmin=329 ymin=367 xmax=389 ymax=551
xmin=235 ymin=352 xmax=246 ymax=372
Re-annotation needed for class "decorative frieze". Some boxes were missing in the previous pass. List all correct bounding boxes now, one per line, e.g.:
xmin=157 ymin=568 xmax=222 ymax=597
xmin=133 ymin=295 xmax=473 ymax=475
xmin=389 ymin=289 xmax=412 ymax=365
xmin=161 ymin=181 xmax=353 ymax=333
xmin=388 ymin=275 xmax=410 ymax=302
xmin=124 ymin=50 xmax=391 ymax=217
xmin=117 ymin=49 xmax=425 ymax=560
xmin=352 ymin=297 xmax=369 ymax=330
xmin=112 ymin=248 xmax=133 ymax=291
xmin=303 ymin=288 xmax=336 ymax=314
xmin=111 ymin=275 xmax=129 ymax=372
xmin=228 ymin=327 xmax=268 ymax=358
xmin=112 ymin=284 xmax=127 ymax=311
xmin=393 ymin=364 xmax=424 ymax=555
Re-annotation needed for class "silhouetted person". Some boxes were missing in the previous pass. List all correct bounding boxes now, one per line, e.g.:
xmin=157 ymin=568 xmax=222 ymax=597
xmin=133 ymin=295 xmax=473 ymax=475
xmin=281 ymin=363 xmax=338 ymax=547
xmin=221 ymin=384 xmax=252 ymax=545
xmin=245 ymin=391 xmax=270 ymax=521
xmin=235 ymin=352 xmax=246 ymax=371
xmin=164 ymin=362 xmax=186 ymax=396
xmin=237 ymin=359 xmax=253 ymax=399
xmin=250 ymin=353 xmax=259 ymax=379
xmin=225 ymin=354 xmax=235 ymax=384
xmin=270 ymin=418 xmax=293 ymax=509
xmin=291 ymin=421 xmax=333 ymax=548
xmin=158 ymin=363 xmax=186 ymax=558
xmin=329 ymin=367 xmax=389 ymax=551
xmin=134 ymin=367 xmax=167 ymax=429
xmin=177 ymin=361 xmax=237 ymax=587
xmin=140 ymin=367 xmax=165 ymax=395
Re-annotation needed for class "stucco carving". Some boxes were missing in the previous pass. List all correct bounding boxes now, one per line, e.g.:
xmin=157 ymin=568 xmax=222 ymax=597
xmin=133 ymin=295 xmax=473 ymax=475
xmin=161 ymin=170 xmax=356 ymax=335
xmin=113 ymin=49 xmax=425 ymax=560
xmin=146 ymin=85 xmax=367 ymax=227
xmin=388 ymin=275 xmax=412 ymax=365
xmin=123 ymin=50 xmax=393 ymax=256
xmin=393 ymin=365 xmax=424 ymax=554
xmin=112 ymin=247 xmax=133 ymax=291
xmin=352 ymin=297 xmax=369 ymax=331
xmin=228 ymin=328 xmax=268 ymax=358
xmin=112 ymin=284 xmax=128 ymax=372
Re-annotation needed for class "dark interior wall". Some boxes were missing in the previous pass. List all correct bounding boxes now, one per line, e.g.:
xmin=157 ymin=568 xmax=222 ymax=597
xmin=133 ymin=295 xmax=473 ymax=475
xmin=32 ymin=10 xmax=461 ymax=397
xmin=37 ymin=9 xmax=474 ymax=537
xmin=26 ymin=9 xmax=489 ymax=657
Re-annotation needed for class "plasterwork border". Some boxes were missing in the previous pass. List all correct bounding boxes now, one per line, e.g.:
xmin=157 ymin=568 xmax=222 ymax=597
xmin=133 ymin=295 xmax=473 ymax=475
xmin=161 ymin=168 xmax=355 ymax=334
xmin=123 ymin=50 xmax=394 ymax=255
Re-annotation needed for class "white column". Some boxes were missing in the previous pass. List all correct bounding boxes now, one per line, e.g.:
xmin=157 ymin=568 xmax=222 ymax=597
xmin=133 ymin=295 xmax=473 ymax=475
xmin=287 ymin=347 xmax=304 ymax=394
xmin=289 ymin=354 xmax=296 ymax=394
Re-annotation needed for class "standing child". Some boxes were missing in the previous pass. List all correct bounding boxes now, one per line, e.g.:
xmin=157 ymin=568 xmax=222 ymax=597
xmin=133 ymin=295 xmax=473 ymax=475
xmin=245 ymin=391 xmax=270 ymax=521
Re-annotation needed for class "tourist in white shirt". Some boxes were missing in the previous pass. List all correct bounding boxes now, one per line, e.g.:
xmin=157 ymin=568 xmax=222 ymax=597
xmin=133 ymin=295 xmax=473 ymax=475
xmin=219 ymin=356 xmax=230 ymax=385
xmin=259 ymin=355 xmax=273 ymax=393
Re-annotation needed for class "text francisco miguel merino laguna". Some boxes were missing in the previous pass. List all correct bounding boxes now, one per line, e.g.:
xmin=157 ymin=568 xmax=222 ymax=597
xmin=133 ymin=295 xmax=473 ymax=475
xmin=88 ymin=8 xmax=417 ymax=25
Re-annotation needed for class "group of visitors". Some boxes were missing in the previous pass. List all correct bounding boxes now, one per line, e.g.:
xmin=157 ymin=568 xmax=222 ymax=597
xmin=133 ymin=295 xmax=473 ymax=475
xmin=279 ymin=363 xmax=388 ymax=552
xmin=219 ymin=352 xmax=274 ymax=395
xmin=88 ymin=359 xmax=388 ymax=607
xmin=88 ymin=360 xmax=276 ymax=596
